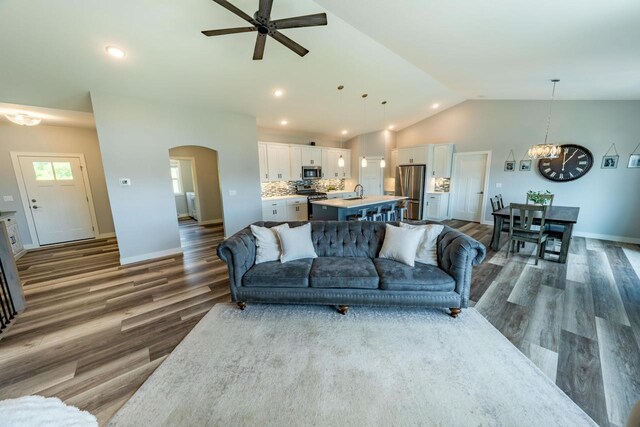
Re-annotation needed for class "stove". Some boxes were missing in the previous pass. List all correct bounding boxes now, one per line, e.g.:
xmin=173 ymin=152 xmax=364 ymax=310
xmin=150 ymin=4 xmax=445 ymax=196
xmin=296 ymin=185 xmax=327 ymax=219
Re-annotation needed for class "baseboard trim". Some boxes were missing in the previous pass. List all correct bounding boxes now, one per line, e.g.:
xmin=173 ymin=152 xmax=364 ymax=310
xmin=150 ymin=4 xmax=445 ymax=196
xmin=198 ymin=218 xmax=224 ymax=226
xmin=573 ymin=231 xmax=640 ymax=245
xmin=120 ymin=248 xmax=183 ymax=266
xmin=97 ymin=232 xmax=116 ymax=239
xmin=177 ymin=214 xmax=190 ymax=219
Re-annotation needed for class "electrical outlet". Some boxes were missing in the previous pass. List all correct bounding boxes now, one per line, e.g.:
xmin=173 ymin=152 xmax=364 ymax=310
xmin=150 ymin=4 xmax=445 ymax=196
xmin=119 ymin=178 xmax=131 ymax=186
xmin=496 ymin=183 xmax=502 ymax=188
xmin=228 ymin=190 xmax=237 ymax=196
xmin=2 ymin=195 xmax=14 ymax=202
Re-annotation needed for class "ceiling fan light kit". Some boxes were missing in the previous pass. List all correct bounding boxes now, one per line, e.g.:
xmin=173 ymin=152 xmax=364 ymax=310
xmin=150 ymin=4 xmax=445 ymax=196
xmin=202 ymin=0 xmax=327 ymax=60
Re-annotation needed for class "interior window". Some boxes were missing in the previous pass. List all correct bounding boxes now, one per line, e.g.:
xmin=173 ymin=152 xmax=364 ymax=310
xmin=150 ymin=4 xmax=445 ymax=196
xmin=33 ymin=162 xmax=55 ymax=181
xmin=53 ymin=162 xmax=73 ymax=180
xmin=170 ymin=159 xmax=183 ymax=194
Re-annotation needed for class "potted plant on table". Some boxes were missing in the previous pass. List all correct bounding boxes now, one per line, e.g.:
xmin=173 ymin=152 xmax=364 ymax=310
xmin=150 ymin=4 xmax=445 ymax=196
xmin=527 ymin=190 xmax=553 ymax=205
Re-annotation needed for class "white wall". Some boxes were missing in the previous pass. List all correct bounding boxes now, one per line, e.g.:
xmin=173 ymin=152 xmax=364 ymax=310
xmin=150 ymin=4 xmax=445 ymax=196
xmin=345 ymin=130 xmax=396 ymax=190
xmin=397 ymin=100 xmax=640 ymax=241
xmin=0 ymin=123 xmax=114 ymax=245
xmin=258 ymin=127 xmax=343 ymax=148
xmin=91 ymin=93 xmax=261 ymax=264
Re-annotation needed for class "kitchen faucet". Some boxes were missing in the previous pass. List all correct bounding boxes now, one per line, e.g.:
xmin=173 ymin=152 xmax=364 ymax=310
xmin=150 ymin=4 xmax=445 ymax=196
xmin=353 ymin=184 xmax=364 ymax=199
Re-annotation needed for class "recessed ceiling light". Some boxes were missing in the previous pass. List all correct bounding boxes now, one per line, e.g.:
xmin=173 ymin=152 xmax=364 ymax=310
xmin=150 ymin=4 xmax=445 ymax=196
xmin=388 ymin=125 xmax=395 ymax=130
xmin=273 ymin=89 xmax=284 ymax=97
xmin=5 ymin=113 xmax=42 ymax=126
xmin=431 ymin=103 xmax=440 ymax=109
xmin=341 ymin=130 xmax=348 ymax=135
xmin=280 ymin=119 xmax=288 ymax=126
xmin=105 ymin=46 xmax=126 ymax=59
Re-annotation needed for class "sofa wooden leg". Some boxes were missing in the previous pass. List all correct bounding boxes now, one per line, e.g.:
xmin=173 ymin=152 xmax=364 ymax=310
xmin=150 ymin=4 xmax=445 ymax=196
xmin=337 ymin=305 xmax=349 ymax=315
xmin=449 ymin=308 xmax=461 ymax=318
xmin=236 ymin=302 xmax=247 ymax=311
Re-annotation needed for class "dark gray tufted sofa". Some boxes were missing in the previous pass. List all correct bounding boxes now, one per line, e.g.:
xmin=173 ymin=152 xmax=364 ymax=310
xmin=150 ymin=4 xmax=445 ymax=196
xmin=217 ymin=221 xmax=486 ymax=316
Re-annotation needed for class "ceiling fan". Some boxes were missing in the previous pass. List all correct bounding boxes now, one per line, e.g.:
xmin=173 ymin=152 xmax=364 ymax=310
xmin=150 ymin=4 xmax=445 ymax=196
xmin=202 ymin=0 xmax=327 ymax=60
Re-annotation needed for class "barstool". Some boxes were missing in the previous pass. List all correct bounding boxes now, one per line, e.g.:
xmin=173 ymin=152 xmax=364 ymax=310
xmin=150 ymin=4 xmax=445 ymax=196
xmin=397 ymin=201 xmax=408 ymax=222
xmin=371 ymin=206 xmax=385 ymax=221
xmin=347 ymin=208 xmax=369 ymax=221
xmin=383 ymin=203 xmax=397 ymax=221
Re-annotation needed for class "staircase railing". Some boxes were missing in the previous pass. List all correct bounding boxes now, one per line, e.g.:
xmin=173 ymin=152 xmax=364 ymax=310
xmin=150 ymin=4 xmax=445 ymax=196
xmin=0 ymin=222 xmax=25 ymax=335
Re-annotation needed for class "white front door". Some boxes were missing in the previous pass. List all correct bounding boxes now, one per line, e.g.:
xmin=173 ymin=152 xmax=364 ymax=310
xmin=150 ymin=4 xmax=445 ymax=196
xmin=18 ymin=156 xmax=95 ymax=245
xmin=359 ymin=157 xmax=384 ymax=196
xmin=451 ymin=153 xmax=488 ymax=222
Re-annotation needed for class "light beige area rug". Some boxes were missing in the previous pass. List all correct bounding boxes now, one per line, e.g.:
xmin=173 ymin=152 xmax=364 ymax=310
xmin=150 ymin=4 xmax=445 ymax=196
xmin=109 ymin=304 xmax=596 ymax=426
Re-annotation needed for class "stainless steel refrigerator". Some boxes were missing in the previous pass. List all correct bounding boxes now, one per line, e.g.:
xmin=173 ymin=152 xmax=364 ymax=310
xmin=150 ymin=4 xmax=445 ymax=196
xmin=395 ymin=165 xmax=426 ymax=220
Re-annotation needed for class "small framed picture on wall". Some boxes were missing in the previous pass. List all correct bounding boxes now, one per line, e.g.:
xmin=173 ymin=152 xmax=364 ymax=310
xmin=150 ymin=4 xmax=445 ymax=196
xmin=504 ymin=161 xmax=516 ymax=172
xmin=629 ymin=154 xmax=640 ymax=168
xmin=519 ymin=160 xmax=532 ymax=171
xmin=601 ymin=155 xmax=618 ymax=169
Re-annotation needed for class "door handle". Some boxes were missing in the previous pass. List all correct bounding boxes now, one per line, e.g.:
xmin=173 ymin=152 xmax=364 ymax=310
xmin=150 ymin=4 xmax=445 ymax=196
xmin=477 ymin=191 xmax=484 ymax=194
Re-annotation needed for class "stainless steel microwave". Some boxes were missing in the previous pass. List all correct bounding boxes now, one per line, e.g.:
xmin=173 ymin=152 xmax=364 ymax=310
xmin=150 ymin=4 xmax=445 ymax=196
xmin=302 ymin=166 xmax=322 ymax=179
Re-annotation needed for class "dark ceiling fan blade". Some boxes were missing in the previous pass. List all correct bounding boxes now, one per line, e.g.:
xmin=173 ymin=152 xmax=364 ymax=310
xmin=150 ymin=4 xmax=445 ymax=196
xmin=270 ymin=31 xmax=309 ymax=57
xmin=257 ymin=0 xmax=274 ymax=20
xmin=201 ymin=27 xmax=256 ymax=36
xmin=272 ymin=13 xmax=327 ymax=30
xmin=211 ymin=0 xmax=259 ymax=25
xmin=253 ymin=34 xmax=267 ymax=60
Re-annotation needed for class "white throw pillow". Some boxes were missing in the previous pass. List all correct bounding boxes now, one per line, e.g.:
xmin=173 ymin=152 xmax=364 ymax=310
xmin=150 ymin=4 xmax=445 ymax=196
xmin=275 ymin=223 xmax=318 ymax=263
xmin=399 ymin=222 xmax=444 ymax=266
xmin=251 ymin=224 xmax=289 ymax=264
xmin=378 ymin=224 xmax=425 ymax=267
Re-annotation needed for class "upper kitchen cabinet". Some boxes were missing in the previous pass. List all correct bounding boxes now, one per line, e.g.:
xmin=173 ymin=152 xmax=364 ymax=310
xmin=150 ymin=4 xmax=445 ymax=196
xmin=300 ymin=147 xmax=322 ymax=166
xmin=289 ymin=145 xmax=303 ymax=180
xmin=339 ymin=149 xmax=351 ymax=179
xmin=263 ymin=143 xmax=290 ymax=182
xmin=258 ymin=143 xmax=269 ymax=182
xmin=429 ymin=144 xmax=454 ymax=178
xmin=321 ymin=149 xmax=342 ymax=179
xmin=397 ymin=146 xmax=428 ymax=165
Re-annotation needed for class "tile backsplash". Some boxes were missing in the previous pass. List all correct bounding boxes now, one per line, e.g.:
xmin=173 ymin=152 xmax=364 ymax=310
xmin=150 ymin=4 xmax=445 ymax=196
xmin=261 ymin=179 xmax=345 ymax=197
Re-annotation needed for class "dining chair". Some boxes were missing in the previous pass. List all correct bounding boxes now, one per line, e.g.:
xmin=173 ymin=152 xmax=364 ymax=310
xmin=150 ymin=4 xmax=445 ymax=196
xmin=496 ymin=194 xmax=505 ymax=209
xmin=397 ymin=200 xmax=408 ymax=222
xmin=490 ymin=196 xmax=521 ymax=249
xmin=347 ymin=208 xmax=369 ymax=221
xmin=382 ymin=203 xmax=397 ymax=222
xmin=371 ymin=206 xmax=385 ymax=221
xmin=507 ymin=203 xmax=549 ymax=265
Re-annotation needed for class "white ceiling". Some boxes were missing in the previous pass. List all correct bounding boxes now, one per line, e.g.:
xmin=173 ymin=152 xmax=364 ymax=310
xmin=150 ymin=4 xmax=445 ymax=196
xmin=315 ymin=0 xmax=640 ymax=100
xmin=0 ymin=103 xmax=95 ymax=128
xmin=0 ymin=0 xmax=461 ymax=135
xmin=0 ymin=1 xmax=637 ymax=136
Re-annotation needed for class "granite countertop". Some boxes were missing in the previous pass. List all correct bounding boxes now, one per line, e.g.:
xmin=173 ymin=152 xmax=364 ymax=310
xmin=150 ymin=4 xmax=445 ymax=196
xmin=311 ymin=195 xmax=407 ymax=209
xmin=0 ymin=211 xmax=17 ymax=220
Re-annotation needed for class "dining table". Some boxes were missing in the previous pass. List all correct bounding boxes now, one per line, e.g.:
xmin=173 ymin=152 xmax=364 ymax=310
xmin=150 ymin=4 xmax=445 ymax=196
xmin=491 ymin=205 xmax=580 ymax=264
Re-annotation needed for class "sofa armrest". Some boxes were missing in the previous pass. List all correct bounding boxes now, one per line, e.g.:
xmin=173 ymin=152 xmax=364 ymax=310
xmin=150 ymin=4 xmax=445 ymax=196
xmin=437 ymin=226 xmax=486 ymax=308
xmin=216 ymin=227 xmax=257 ymax=301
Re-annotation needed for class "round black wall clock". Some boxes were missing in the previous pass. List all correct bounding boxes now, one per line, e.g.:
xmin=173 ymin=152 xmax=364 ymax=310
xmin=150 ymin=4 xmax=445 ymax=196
xmin=538 ymin=144 xmax=593 ymax=182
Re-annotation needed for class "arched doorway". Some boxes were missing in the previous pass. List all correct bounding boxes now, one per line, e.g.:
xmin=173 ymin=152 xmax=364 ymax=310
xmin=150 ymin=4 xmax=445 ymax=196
xmin=168 ymin=146 xmax=225 ymax=245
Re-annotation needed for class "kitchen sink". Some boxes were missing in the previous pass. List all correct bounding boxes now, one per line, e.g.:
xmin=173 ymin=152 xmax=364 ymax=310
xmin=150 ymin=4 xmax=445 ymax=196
xmin=344 ymin=197 xmax=363 ymax=201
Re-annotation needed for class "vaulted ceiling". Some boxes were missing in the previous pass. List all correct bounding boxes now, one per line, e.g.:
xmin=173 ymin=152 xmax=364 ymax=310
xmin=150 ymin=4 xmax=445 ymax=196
xmin=0 ymin=0 xmax=637 ymax=135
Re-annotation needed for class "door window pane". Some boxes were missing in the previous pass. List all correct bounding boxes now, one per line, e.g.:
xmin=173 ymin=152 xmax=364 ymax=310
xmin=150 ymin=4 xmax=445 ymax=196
xmin=170 ymin=160 xmax=183 ymax=194
xmin=33 ymin=162 xmax=55 ymax=180
xmin=53 ymin=162 xmax=73 ymax=180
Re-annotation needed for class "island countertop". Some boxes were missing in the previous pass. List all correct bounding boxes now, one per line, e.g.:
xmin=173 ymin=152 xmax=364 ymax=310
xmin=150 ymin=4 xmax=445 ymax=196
xmin=311 ymin=195 xmax=406 ymax=209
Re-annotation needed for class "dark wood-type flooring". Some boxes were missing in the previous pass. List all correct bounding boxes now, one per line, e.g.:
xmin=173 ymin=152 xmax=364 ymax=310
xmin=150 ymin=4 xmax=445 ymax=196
xmin=1 ymin=219 xmax=639 ymax=426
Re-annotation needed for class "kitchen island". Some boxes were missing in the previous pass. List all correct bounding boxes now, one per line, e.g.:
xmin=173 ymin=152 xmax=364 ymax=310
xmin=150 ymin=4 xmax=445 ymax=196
xmin=311 ymin=195 xmax=407 ymax=221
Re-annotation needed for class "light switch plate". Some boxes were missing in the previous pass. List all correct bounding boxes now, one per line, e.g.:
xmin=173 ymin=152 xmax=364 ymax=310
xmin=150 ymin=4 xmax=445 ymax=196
xmin=119 ymin=178 xmax=131 ymax=186
xmin=2 ymin=195 xmax=14 ymax=202
xmin=496 ymin=183 xmax=502 ymax=188
xmin=228 ymin=190 xmax=237 ymax=196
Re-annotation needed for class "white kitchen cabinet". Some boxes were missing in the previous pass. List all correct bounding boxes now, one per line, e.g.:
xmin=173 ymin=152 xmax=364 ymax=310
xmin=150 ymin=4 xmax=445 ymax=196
xmin=258 ymin=143 xmax=269 ymax=182
xmin=397 ymin=146 xmax=427 ymax=165
xmin=262 ymin=200 xmax=287 ymax=221
xmin=430 ymin=144 xmax=454 ymax=178
xmin=322 ymin=149 xmax=343 ymax=179
xmin=266 ymin=144 xmax=290 ymax=182
xmin=286 ymin=201 xmax=308 ymax=221
xmin=339 ymin=150 xmax=351 ymax=179
xmin=289 ymin=146 xmax=303 ymax=180
xmin=301 ymin=147 xmax=322 ymax=166
xmin=425 ymin=193 xmax=450 ymax=220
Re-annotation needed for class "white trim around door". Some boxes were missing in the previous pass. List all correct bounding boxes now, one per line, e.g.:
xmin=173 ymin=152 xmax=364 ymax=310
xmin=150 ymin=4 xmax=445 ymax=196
xmin=10 ymin=151 xmax=100 ymax=248
xmin=449 ymin=151 xmax=492 ymax=223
